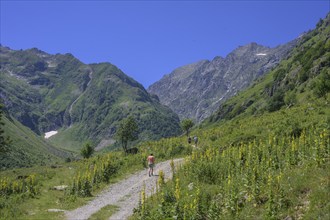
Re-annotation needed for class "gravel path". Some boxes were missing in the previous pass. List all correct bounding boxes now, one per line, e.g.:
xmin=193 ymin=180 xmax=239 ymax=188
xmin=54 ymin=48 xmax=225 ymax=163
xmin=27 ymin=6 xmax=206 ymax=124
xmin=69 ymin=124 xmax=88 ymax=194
xmin=65 ymin=158 xmax=184 ymax=220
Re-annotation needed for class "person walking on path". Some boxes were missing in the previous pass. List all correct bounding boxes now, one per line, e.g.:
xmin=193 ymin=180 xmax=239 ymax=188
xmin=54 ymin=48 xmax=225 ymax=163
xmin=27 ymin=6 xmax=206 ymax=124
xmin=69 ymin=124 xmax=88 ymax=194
xmin=147 ymin=153 xmax=155 ymax=177
xmin=193 ymin=136 xmax=198 ymax=147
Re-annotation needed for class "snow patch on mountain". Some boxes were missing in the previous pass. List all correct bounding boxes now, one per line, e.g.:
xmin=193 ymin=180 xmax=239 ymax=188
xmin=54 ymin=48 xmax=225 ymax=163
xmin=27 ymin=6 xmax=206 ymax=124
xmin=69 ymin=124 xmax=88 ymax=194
xmin=45 ymin=131 xmax=58 ymax=139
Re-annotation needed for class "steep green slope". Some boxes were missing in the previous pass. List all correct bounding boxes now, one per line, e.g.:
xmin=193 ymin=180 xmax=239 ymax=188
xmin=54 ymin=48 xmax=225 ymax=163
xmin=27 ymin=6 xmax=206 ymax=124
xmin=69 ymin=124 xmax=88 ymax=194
xmin=0 ymin=114 xmax=70 ymax=168
xmin=0 ymin=47 xmax=90 ymax=134
xmin=208 ymin=14 xmax=330 ymax=123
xmin=50 ymin=62 xmax=181 ymax=151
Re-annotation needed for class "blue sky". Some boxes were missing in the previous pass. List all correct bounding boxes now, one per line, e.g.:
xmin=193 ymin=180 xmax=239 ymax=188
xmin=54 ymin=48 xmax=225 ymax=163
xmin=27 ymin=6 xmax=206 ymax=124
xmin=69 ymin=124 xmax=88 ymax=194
xmin=1 ymin=1 xmax=329 ymax=88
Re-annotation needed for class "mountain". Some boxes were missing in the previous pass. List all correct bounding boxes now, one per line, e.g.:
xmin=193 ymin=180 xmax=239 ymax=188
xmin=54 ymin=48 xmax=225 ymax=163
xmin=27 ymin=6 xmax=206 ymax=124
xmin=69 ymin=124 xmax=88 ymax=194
xmin=148 ymin=40 xmax=297 ymax=122
xmin=0 ymin=47 xmax=181 ymax=151
xmin=208 ymin=13 xmax=330 ymax=123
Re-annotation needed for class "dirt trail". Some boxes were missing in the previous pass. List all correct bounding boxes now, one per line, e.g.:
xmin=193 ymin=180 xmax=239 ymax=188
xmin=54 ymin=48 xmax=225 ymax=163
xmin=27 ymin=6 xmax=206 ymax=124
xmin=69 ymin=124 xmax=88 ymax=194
xmin=65 ymin=158 xmax=184 ymax=220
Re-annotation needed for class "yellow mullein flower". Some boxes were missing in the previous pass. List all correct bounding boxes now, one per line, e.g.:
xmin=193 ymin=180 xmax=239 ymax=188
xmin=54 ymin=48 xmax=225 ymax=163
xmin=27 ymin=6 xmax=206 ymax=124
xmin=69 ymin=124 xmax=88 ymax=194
xmin=175 ymin=177 xmax=180 ymax=200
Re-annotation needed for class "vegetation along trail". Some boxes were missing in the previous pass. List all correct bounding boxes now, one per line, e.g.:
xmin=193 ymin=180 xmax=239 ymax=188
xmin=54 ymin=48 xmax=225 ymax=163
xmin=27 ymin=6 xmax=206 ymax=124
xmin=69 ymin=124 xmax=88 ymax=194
xmin=65 ymin=158 xmax=184 ymax=220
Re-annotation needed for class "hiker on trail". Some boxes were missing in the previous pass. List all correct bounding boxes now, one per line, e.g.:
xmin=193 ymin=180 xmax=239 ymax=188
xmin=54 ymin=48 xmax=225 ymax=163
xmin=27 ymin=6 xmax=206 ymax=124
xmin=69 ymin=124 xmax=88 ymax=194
xmin=147 ymin=153 xmax=155 ymax=177
xmin=193 ymin=136 xmax=198 ymax=147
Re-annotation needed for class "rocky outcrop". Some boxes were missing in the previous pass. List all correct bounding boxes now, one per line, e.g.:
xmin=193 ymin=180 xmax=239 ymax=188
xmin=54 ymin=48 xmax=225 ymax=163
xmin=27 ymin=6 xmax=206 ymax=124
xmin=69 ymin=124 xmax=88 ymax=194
xmin=148 ymin=41 xmax=297 ymax=122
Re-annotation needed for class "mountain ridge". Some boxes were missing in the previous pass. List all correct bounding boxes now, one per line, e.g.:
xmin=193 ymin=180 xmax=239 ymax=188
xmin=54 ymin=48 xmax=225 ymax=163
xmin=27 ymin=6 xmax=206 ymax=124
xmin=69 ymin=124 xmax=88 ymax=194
xmin=148 ymin=40 xmax=298 ymax=122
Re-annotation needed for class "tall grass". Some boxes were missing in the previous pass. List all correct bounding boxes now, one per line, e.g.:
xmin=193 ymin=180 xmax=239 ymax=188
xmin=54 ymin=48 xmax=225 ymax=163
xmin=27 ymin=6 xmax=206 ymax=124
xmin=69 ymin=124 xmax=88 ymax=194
xmin=133 ymin=128 xmax=329 ymax=219
xmin=1 ymin=102 xmax=328 ymax=219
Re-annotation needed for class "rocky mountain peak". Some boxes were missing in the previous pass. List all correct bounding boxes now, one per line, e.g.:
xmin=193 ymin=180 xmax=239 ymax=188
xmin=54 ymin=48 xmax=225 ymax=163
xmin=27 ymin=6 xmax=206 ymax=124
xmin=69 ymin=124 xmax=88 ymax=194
xmin=230 ymin=43 xmax=269 ymax=57
xmin=148 ymin=39 xmax=298 ymax=122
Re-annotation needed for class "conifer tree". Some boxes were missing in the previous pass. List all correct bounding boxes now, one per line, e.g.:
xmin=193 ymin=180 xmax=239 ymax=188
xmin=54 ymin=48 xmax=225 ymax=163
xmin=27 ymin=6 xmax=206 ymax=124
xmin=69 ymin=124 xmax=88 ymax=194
xmin=80 ymin=142 xmax=94 ymax=158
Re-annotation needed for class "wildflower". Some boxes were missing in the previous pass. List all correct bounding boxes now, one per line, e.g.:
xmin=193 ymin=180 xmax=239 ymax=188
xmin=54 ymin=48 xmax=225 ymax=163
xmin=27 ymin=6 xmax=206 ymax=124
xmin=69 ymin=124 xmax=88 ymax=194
xmin=175 ymin=177 xmax=180 ymax=200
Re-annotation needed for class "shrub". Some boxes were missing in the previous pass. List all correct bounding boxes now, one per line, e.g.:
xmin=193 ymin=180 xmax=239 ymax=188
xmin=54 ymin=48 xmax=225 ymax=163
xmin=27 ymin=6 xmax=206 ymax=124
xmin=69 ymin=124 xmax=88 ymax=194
xmin=267 ymin=89 xmax=285 ymax=112
xmin=313 ymin=70 xmax=330 ymax=98
xmin=81 ymin=143 xmax=94 ymax=159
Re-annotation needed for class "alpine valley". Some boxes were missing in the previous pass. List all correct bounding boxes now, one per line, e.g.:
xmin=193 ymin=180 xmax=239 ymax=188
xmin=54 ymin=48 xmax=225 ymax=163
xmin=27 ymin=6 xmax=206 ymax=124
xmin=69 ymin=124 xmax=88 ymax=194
xmin=0 ymin=11 xmax=329 ymax=220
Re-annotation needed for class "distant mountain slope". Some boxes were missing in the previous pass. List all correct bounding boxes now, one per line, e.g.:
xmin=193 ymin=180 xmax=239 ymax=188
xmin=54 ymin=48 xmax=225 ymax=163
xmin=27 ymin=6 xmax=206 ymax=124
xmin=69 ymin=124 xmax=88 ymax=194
xmin=0 ymin=47 xmax=90 ymax=133
xmin=148 ymin=40 xmax=297 ymax=122
xmin=208 ymin=13 xmax=330 ymax=123
xmin=0 ymin=113 xmax=69 ymax=168
xmin=0 ymin=47 xmax=181 ymax=151
xmin=53 ymin=62 xmax=181 ymax=151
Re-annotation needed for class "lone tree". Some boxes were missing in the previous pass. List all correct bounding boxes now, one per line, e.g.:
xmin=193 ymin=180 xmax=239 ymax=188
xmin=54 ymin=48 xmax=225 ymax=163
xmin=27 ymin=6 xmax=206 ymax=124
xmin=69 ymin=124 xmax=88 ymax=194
xmin=116 ymin=116 xmax=139 ymax=153
xmin=81 ymin=142 xmax=94 ymax=159
xmin=180 ymin=118 xmax=194 ymax=137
